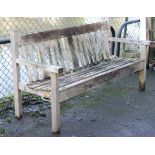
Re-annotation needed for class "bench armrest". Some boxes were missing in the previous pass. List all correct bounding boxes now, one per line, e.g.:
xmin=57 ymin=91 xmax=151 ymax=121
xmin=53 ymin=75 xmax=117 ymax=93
xmin=16 ymin=58 xmax=63 ymax=74
xmin=109 ymin=37 xmax=151 ymax=45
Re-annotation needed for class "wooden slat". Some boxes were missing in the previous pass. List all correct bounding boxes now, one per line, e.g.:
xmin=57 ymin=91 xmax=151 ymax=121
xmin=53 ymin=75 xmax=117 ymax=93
xmin=27 ymin=44 xmax=39 ymax=80
xmin=31 ymin=59 xmax=128 ymax=91
xmin=19 ymin=22 xmax=108 ymax=45
xmin=109 ymin=37 xmax=151 ymax=45
xmin=67 ymin=36 xmax=79 ymax=68
xmin=16 ymin=58 xmax=63 ymax=74
xmin=149 ymin=42 xmax=155 ymax=47
xmin=28 ymin=79 xmax=51 ymax=89
xmin=59 ymin=59 xmax=138 ymax=87
xmin=27 ymin=58 xmax=137 ymax=90
xmin=27 ymin=58 xmax=124 ymax=89
xmin=100 ymin=28 xmax=111 ymax=59
xmin=19 ymin=60 xmax=144 ymax=102
xmin=21 ymin=45 xmax=34 ymax=82
xmin=59 ymin=59 xmax=143 ymax=91
xmin=60 ymin=37 xmax=74 ymax=70
xmin=58 ymin=58 xmax=129 ymax=80
xmin=49 ymin=40 xmax=59 ymax=65
xmin=18 ymin=83 xmax=51 ymax=98
xmin=40 ymin=59 xmax=136 ymax=91
xmin=59 ymin=61 xmax=144 ymax=102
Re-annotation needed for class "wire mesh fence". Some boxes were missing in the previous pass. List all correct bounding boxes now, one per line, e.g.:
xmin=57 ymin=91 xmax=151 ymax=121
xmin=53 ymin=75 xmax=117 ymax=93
xmin=121 ymin=17 xmax=140 ymax=52
xmin=0 ymin=17 xmax=140 ymax=99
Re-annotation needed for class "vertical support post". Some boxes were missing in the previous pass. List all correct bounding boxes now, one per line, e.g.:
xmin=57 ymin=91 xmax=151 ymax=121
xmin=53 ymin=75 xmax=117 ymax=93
xmin=139 ymin=17 xmax=151 ymax=91
xmin=140 ymin=17 xmax=151 ymax=64
xmin=10 ymin=31 xmax=23 ymax=118
xmin=50 ymin=72 xmax=60 ymax=134
xmin=146 ymin=17 xmax=152 ymax=67
xmin=139 ymin=46 xmax=147 ymax=91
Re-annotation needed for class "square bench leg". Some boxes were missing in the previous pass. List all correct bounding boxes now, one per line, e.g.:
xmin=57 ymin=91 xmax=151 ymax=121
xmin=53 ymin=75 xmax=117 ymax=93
xmin=11 ymin=31 xmax=23 ymax=119
xmin=139 ymin=45 xmax=148 ymax=91
xmin=139 ymin=67 xmax=146 ymax=91
xmin=51 ymin=73 xmax=60 ymax=134
xmin=14 ymin=89 xmax=23 ymax=118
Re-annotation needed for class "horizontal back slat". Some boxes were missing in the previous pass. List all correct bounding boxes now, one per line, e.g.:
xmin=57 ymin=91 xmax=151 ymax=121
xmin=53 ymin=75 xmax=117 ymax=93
xmin=19 ymin=22 xmax=109 ymax=45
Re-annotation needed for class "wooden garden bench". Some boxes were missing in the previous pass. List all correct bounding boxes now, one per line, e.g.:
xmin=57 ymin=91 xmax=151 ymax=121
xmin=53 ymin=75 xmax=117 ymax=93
xmin=10 ymin=22 xmax=150 ymax=134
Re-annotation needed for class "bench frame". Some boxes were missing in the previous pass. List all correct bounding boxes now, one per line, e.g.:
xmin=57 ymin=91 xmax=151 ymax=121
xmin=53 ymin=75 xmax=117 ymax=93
xmin=10 ymin=23 xmax=150 ymax=134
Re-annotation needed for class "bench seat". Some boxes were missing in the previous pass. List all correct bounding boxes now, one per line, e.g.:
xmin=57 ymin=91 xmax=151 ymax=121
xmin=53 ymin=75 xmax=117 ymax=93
xmin=19 ymin=58 xmax=144 ymax=102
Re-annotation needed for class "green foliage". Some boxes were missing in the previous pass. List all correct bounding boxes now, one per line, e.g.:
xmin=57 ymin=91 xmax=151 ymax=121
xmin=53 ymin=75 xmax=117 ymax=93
xmin=5 ymin=117 xmax=12 ymax=123
xmin=61 ymin=102 xmax=74 ymax=112
xmin=0 ymin=100 xmax=5 ymax=109
xmin=0 ymin=95 xmax=14 ymax=109
xmin=0 ymin=127 xmax=5 ymax=136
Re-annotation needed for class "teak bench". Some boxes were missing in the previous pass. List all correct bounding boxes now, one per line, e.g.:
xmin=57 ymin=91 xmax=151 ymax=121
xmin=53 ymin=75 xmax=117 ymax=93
xmin=10 ymin=22 xmax=150 ymax=134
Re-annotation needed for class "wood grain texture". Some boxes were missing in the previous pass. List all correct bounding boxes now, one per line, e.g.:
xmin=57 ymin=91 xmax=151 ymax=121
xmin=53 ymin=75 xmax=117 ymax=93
xmin=50 ymin=73 xmax=60 ymax=134
xmin=19 ymin=22 xmax=108 ymax=45
xmin=16 ymin=58 xmax=63 ymax=74
xmin=18 ymin=58 xmax=144 ymax=102
xmin=18 ymin=24 xmax=112 ymax=78
xmin=109 ymin=37 xmax=151 ymax=45
xmin=10 ymin=31 xmax=23 ymax=118
xmin=11 ymin=22 xmax=147 ymax=134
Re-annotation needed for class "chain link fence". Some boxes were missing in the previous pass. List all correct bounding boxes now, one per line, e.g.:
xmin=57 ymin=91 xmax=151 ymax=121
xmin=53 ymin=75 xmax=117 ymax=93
xmin=0 ymin=17 xmax=140 ymax=99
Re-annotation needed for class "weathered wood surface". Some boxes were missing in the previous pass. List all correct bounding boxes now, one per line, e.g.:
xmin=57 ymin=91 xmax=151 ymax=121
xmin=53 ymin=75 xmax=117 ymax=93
xmin=18 ymin=58 xmax=144 ymax=102
xmin=109 ymin=37 xmax=151 ymax=45
xmin=18 ymin=25 xmax=111 ymax=82
xmin=138 ymin=17 xmax=151 ymax=91
xmin=19 ymin=22 xmax=109 ymax=45
xmin=150 ymin=41 xmax=155 ymax=47
xmin=11 ymin=22 xmax=148 ymax=134
xmin=50 ymin=72 xmax=60 ymax=134
xmin=10 ymin=31 xmax=23 ymax=118
xmin=16 ymin=58 xmax=63 ymax=74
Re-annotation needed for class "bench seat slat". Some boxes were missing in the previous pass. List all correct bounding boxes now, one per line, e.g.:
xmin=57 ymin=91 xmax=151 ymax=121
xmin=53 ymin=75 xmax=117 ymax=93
xmin=28 ymin=58 xmax=138 ymax=90
xmin=19 ymin=58 xmax=144 ymax=102
xmin=30 ymin=59 xmax=137 ymax=90
xmin=27 ymin=58 xmax=123 ymax=89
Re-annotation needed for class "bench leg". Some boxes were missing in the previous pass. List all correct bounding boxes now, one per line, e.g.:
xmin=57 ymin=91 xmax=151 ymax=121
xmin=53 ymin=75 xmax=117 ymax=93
xmin=51 ymin=73 xmax=60 ymax=134
xmin=138 ymin=43 xmax=149 ymax=91
xmin=10 ymin=31 xmax=23 ymax=118
xmin=14 ymin=89 xmax=23 ymax=119
xmin=139 ymin=67 xmax=146 ymax=91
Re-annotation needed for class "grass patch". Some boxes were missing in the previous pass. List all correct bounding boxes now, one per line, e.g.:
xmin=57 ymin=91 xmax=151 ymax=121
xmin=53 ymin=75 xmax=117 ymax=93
xmin=61 ymin=102 xmax=75 ymax=112
xmin=102 ymin=86 xmax=129 ymax=97
xmin=5 ymin=117 xmax=12 ymax=123
xmin=0 ymin=127 xmax=5 ymax=136
xmin=30 ymin=111 xmax=46 ymax=118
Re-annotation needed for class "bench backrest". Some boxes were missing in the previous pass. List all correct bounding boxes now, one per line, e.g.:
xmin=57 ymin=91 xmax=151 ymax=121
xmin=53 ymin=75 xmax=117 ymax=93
xmin=13 ymin=22 xmax=112 ymax=82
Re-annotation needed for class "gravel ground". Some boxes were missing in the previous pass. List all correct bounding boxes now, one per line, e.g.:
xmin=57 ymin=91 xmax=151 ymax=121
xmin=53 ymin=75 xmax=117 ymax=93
xmin=0 ymin=69 xmax=155 ymax=137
